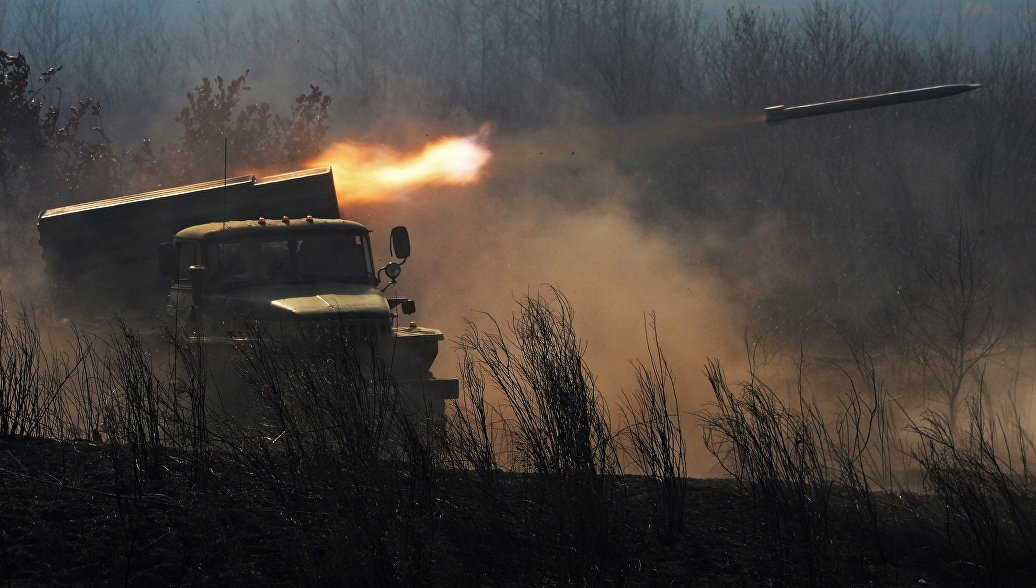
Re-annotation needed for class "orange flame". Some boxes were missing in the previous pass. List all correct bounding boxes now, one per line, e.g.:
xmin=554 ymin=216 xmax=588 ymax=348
xmin=305 ymin=125 xmax=492 ymax=207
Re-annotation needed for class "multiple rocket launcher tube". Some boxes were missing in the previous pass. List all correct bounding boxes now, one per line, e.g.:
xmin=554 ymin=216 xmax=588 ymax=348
xmin=763 ymin=84 xmax=981 ymax=124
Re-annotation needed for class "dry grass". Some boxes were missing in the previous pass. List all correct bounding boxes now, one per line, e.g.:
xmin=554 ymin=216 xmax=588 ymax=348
xmin=455 ymin=288 xmax=626 ymax=581
xmin=912 ymin=398 xmax=1036 ymax=583
xmin=0 ymin=298 xmax=81 ymax=437
xmin=620 ymin=312 xmax=687 ymax=538
xmin=1 ymin=290 xmax=1036 ymax=585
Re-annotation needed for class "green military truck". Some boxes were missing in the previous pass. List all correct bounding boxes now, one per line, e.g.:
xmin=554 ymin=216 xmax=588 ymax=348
xmin=37 ymin=167 xmax=458 ymax=415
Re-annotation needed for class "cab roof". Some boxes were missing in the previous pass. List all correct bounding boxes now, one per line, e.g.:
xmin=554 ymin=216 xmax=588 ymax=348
xmin=175 ymin=218 xmax=370 ymax=241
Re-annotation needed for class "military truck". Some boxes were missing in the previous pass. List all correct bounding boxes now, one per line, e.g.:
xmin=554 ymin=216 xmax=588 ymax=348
xmin=37 ymin=167 xmax=458 ymax=415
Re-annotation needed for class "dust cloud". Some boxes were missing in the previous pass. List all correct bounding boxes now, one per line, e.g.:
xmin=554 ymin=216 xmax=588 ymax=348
xmin=345 ymin=122 xmax=768 ymax=473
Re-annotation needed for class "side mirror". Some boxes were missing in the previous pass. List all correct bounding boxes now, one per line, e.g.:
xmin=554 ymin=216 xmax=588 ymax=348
xmin=158 ymin=243 xmax=176 ymax=278
xmin=188 ymin=265 xmax=208 ymax=307
xmin=390 ymin=226 xmax=410 ymax=260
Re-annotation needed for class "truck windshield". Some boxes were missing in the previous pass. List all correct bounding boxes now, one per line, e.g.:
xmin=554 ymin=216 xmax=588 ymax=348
xmin=206 ymin=232 xmax=373 ymax=285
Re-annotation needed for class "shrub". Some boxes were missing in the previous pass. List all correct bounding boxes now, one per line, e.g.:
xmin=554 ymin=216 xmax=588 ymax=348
xmin=621 ymin=313 xmax=686 ymax=537
xmin=458 ymin=288 xmax=623 ymax=581
xmin=0 ymin=297 xmax=79 ymax=437
xmin=913 ymin=398 xmax=1036 ymax=584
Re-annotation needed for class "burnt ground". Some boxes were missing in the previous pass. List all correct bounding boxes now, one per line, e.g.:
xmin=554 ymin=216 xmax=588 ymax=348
xmin=0 ymin=436 xmax=994 ymax=586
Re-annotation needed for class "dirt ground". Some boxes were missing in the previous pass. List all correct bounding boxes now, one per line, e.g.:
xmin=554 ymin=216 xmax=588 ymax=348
xmin=0 ymin=436 xmax=991 ymax=586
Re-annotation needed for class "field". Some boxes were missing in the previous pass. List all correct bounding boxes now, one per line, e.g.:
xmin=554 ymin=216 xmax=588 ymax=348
xmin=2 ymin=293 xmax=1035 ymax=586
xmin=0 ymin=436 xmax=960 ymax=586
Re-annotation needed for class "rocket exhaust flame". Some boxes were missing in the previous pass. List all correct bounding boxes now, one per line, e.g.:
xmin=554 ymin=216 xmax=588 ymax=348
xmin=305 ymin=125 xmax=492 ymax=209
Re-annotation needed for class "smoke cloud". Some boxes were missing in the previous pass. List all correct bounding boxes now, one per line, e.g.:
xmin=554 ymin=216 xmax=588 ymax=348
xmin=345 ymin=120 xmax=783 ymax=473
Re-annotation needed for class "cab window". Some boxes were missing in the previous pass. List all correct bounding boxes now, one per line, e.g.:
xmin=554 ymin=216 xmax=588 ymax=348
xmin=177 ymin=242 xmax=199 ymax=281
xmin=205 ymin=232 xmax=373 ymax=285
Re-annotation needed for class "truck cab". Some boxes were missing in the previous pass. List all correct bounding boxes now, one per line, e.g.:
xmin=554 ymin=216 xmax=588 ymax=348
xmin=164 ymin=218 xmax=385 ymax=322
xmin=161 ymin=217 xmax=458 ymax=415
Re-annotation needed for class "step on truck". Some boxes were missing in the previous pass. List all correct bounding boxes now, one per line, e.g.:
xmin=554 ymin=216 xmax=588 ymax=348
xmin=37 ymin=167 xmax=458 ymax=416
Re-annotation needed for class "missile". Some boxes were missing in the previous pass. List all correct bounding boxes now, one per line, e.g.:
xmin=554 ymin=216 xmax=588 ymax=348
xmin=764 ymin=84 xmax=981 ymax=124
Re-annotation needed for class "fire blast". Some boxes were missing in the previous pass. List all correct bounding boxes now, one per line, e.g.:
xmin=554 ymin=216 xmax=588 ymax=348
xmin=306 ymin=125 xmax=492 ymax=210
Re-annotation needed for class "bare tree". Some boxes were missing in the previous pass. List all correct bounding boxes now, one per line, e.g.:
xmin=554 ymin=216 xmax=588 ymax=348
xmin=702 ymin=4 xmax=792 ymax=108
xmin=520 ymin=0 xmax=574 ymax=109
xmin=11 ymin=0 xmax=75 ymax=73
xmin=891 ymin=220 xmax=1011 ymax=430
xmin=573 ymin=0 xmax=689 ymax=118
xmin=187 ymin=0 xmax=252 ymax=74
xmin=791 ymin=1 xmax=870 ymax=96
xmin=317 ymin=0 xmax=402 ymax=112
xmin=0 ymin=2 xmax=9 ymax=46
